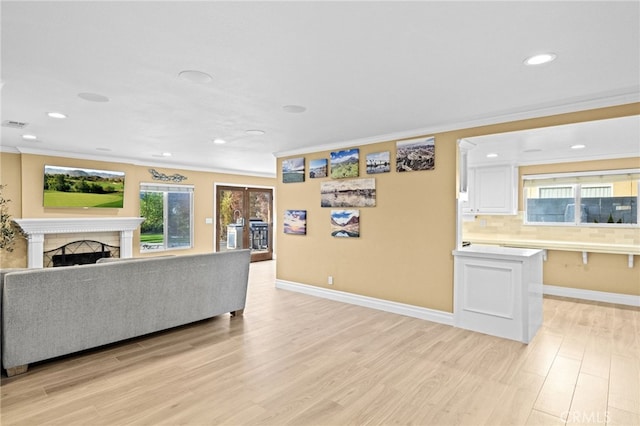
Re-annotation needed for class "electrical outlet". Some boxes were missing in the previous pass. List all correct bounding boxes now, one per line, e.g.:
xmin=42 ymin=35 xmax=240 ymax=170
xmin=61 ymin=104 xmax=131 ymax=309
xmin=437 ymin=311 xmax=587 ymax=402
xmin=327 ymin=276 xmax=333 ymax=285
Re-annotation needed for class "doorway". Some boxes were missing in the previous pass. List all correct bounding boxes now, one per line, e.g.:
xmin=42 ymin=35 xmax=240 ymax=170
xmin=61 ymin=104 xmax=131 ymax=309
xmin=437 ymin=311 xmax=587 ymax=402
xmin=215 ymin=185 xmax=273 ymax=262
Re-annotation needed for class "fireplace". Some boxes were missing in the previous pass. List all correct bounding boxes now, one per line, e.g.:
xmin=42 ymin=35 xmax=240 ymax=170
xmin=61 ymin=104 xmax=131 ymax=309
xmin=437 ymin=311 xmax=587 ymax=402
xmin=45 ymin=239 xmax=120 ymax=267
xmin=13 ymin=217 xmax=144 ymax=268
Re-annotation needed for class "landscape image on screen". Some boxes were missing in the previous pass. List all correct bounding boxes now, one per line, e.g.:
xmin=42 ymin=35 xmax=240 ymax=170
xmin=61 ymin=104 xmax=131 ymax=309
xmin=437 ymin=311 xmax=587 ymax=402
xmin=44 ymin=165 xmax=125 ymax=208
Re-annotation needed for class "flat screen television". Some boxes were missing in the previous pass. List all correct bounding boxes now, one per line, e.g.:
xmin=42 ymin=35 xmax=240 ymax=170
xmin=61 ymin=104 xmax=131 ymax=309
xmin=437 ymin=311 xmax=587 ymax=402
xmin=43 ymin=165 xmax=125 ymax=208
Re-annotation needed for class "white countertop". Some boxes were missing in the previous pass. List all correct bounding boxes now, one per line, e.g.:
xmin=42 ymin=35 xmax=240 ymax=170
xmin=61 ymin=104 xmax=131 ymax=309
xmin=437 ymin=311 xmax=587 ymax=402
xmin=453 ymin=245 xmax=543 ymax=260
xmin=464 ymin=238 xmax=640 ymax=255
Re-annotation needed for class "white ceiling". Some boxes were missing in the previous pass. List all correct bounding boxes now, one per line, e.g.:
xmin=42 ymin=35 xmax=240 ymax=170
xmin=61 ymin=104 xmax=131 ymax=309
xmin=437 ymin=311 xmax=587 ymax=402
xmin=464 ymin=115 xmax=640 ymax=167
xmin=1 ymin=1 xmax=639 ymax=177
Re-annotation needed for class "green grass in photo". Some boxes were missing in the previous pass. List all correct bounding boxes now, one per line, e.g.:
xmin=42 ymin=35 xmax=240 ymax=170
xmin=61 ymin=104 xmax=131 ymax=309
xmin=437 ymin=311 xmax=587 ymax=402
xmin=330 ymin=163 xmax=359 ymax=179
xmin=44 ymin=190 xmax=124 ymax=208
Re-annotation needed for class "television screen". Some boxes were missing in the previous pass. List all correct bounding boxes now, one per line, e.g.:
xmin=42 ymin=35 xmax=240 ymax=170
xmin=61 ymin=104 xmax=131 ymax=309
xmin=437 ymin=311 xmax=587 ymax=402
xmin=43 ymin=165 xmax=125 ymax=208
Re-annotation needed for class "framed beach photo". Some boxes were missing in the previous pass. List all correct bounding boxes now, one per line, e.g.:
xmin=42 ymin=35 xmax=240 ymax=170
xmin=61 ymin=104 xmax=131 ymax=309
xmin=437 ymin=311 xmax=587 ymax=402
xmin=396 ymin=136 xmax=435 ymax=172
xmin=282 ymin=158 xmax=305 ymax=183
xmin=366 ymin=151 xmax=390 ymax=174
xmin=309 ymin=158 xmax=328 ymax=178
xmin=284 ymin=210 xmax=307 ymax=235
xmin=321 ymin=178 xmax=375 ymax=207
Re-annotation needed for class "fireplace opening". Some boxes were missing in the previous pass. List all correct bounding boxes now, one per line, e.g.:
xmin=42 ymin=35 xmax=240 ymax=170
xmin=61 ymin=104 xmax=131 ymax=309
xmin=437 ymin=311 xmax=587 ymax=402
xmin=44 ymin=240 xmax=120 ymax=267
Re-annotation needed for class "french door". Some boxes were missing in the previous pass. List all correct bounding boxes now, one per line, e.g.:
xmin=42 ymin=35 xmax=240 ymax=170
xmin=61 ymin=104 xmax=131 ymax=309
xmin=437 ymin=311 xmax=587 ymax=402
xmin=215 ymin=186 xmax=273 ymax=262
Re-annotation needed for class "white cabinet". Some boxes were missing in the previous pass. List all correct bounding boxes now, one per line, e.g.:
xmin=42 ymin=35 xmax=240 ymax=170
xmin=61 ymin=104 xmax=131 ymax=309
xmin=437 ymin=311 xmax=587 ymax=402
xmin=453 ymin=245 xmax=543 ymax=343
xmin=462 ymin=165 xmax=518 ymax=215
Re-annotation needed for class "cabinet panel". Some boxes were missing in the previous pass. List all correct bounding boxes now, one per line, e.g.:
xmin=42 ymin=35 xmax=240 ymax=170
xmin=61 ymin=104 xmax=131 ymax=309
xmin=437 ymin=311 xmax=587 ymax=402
xmin=453 ymin=247 xmax=543 ymax=344
xmin=462 ymin=165 xmax=517 ymax=215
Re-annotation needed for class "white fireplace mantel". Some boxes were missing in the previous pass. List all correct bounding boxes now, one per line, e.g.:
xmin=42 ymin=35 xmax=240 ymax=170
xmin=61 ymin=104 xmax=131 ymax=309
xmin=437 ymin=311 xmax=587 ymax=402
xmin=14 ymin=217 xmax=145 ymax=268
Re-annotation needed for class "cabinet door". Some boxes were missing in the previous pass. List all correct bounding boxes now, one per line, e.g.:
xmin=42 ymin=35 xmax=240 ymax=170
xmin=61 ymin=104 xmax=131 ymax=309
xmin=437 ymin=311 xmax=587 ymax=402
xmin=461 ymin=168 xmax=475 ymax=214
xmin=474 ymin=166 xmax=517 ymax=214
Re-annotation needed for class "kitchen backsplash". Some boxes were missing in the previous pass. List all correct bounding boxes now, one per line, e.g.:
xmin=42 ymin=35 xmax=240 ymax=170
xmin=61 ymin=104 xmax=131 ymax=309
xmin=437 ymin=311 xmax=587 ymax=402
xmin=463 ymin=213 xmax=640 ymax=246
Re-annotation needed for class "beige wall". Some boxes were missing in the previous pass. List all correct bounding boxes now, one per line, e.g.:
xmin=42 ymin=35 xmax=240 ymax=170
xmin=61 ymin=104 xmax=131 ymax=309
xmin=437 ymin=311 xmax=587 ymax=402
xmin=0 ymin=152 xmax=26 ymax=267
xmin=277 ymin=134 xmax=458 ymax=312
xmin=276 ymin=104 xmax=640 ymax=312
xmin=3 ymin=104 xmax=639 ymax=304
xmin=0 ymin=152 xmax=275 ymax=268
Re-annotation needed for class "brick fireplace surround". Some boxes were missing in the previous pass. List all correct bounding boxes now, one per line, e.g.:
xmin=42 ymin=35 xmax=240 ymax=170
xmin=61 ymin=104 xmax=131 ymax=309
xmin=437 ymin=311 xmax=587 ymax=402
xmin=13 ymin=217 xmax=145 ymax=268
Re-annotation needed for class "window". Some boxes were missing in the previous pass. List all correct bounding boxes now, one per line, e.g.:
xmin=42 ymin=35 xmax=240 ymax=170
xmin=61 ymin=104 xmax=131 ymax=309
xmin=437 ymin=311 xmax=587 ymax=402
xmin=524 ymin=169 xmax=639 ymax=226
xmin=140 ymin=183 xmax=194 ymax=252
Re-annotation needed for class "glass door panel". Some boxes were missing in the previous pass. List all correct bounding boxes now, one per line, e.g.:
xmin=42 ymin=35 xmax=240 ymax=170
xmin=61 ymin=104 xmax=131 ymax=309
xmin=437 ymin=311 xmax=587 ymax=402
xmin=216 ymin=186 xmax=273 ymax=262
xmin=248 ymin=189 xmax=272 ymax=262
xmin=217 ymin=187 xmax=245 ymax=252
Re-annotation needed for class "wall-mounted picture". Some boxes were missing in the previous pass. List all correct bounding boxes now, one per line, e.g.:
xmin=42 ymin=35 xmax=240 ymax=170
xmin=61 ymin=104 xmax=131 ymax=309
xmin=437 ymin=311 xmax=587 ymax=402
xmin=282 ymin=157 xmax=305 ymax=183
xmin=396 ymin=136 xmax=435 ymax=172
xmin=321 ymin=178 xmax=376 ymax=207
xmin=309 ymin=158 xmax=328 ymax=178
xmin=331 ymin=209 xmax=360 ymax=238
xmin=366 ymin=151 xmax=391 ymax=174
xmin=330 ymin=148 xmax=359 ymax=179
xmin=284 ymin=210 xmax=307 ymax=235
xmin=43 ymin=165 xmax=126 ymax=208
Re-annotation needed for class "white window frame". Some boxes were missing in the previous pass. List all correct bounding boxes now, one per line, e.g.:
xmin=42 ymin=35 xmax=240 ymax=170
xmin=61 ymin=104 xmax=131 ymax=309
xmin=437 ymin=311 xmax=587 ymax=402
xmin=523 ymin=169 xmax=639 ymax=228
xmin=140 ymin=183 xmax=194 ymax=252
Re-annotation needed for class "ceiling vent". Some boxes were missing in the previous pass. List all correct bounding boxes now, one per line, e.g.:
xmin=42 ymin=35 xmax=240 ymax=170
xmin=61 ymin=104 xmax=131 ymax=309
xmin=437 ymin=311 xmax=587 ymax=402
xmin=2 ymin=120 xmax=29 ymax=129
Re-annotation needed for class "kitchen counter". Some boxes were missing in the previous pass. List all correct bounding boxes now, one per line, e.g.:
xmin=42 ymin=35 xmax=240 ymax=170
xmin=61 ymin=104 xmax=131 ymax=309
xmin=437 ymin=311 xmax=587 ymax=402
xmin=453 ymin=244 xmax=542 ymax=260
xmin=463 ymin=237 xmax=639 ymax=268
xmin=464 ymin=237 xmax=639 ymax=255
xmin=453 ymin=245 xmax=544 ymax=343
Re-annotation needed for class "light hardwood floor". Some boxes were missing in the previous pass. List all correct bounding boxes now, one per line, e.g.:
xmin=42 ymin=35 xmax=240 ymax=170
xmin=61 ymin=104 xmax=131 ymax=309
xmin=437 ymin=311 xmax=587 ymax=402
xmin=1 ymin=260 xmax=639 ymax=425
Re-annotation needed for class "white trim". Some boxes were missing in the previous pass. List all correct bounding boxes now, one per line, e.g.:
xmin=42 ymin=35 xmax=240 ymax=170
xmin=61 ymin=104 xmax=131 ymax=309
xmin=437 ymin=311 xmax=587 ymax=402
xmin=275 ymin=279 xmax=454 ymax=326
xmin=14 ymin=217 xmax=144 ymax=235
xmin=140 ymin=182 xmax=195 ymax=190
xmin=13 ymin=217 xmax=145 ymax=268
xmin=523 ymin=168 xmax=640 ymax=181
xmin=544 ymin=284 xmax=640 ymax=307
xmin=11 ymin=146 xmax=276 ymax=178
xmin=274 ymin=92 xmax=640 ymax=158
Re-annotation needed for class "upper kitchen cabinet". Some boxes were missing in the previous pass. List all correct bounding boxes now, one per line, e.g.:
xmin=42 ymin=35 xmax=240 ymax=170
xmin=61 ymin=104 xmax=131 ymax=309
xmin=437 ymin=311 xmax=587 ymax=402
xmin=462 ymin=165 xmax=518 ymax=215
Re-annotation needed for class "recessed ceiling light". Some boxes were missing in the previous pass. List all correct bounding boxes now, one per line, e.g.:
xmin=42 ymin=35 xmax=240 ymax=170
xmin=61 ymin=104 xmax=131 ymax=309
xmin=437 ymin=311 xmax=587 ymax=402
xmin=571 ymin=144 xmax=586 ymax=150
xmin=78 ymin=92 xmax=110 ymax=102
xmin=22 ymin=134 xmax=37 ymax=140
xmin=486 ymin=153 xmax=499 ymax=158
xmin=96 ymin=147 xmax=112 ymax=152
xmin=178 ymin=70 xmax=213 ymax=84
xmin=282 ymin=105 xmax=306 ymax=113
xmin=47 ymin=111 xmax=67 ymax=119
xmin=523 ymin=148 xmax=542 ymax=153
xmin=162 ymin=152 xmax=172 ymax=157
xmin=524 ymin=53 xmax=557 ymax=66
xmin=245 ymin=129 xmax=265 ymax=136
xmin=213 ymin=138 xmax=227 ymax=145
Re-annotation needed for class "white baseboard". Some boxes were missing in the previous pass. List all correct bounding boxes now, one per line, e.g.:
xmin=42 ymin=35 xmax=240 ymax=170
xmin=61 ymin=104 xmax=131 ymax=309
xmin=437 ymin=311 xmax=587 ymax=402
xmin=275 ymin=279 xmax=454 ymax=326
xmin=544 ymin=284 xmax=640 ymax=307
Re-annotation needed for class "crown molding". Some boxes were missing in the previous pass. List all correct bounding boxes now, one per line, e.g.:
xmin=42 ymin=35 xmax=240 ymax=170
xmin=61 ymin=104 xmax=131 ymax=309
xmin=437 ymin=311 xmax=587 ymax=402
xmin=274 ymin=92 xmax=640 ymax=158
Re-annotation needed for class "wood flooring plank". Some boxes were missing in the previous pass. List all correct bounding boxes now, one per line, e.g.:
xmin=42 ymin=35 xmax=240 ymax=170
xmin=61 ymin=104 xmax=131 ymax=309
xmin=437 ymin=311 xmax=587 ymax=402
xmin=566 ymin=373 xmax=609 ymax=425
xmin=1 ymin=260 xmax=638 ymax=426
xmin=533 ymin=355 xmax=582 ymax=419
xmin=608 ymin=353 xmax=640 ymax=415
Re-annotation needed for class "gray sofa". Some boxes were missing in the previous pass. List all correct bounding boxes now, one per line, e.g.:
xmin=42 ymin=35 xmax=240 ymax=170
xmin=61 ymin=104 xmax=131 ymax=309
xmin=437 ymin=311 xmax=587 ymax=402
xmin=1 ymin=250 xmax=250 ymax=376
